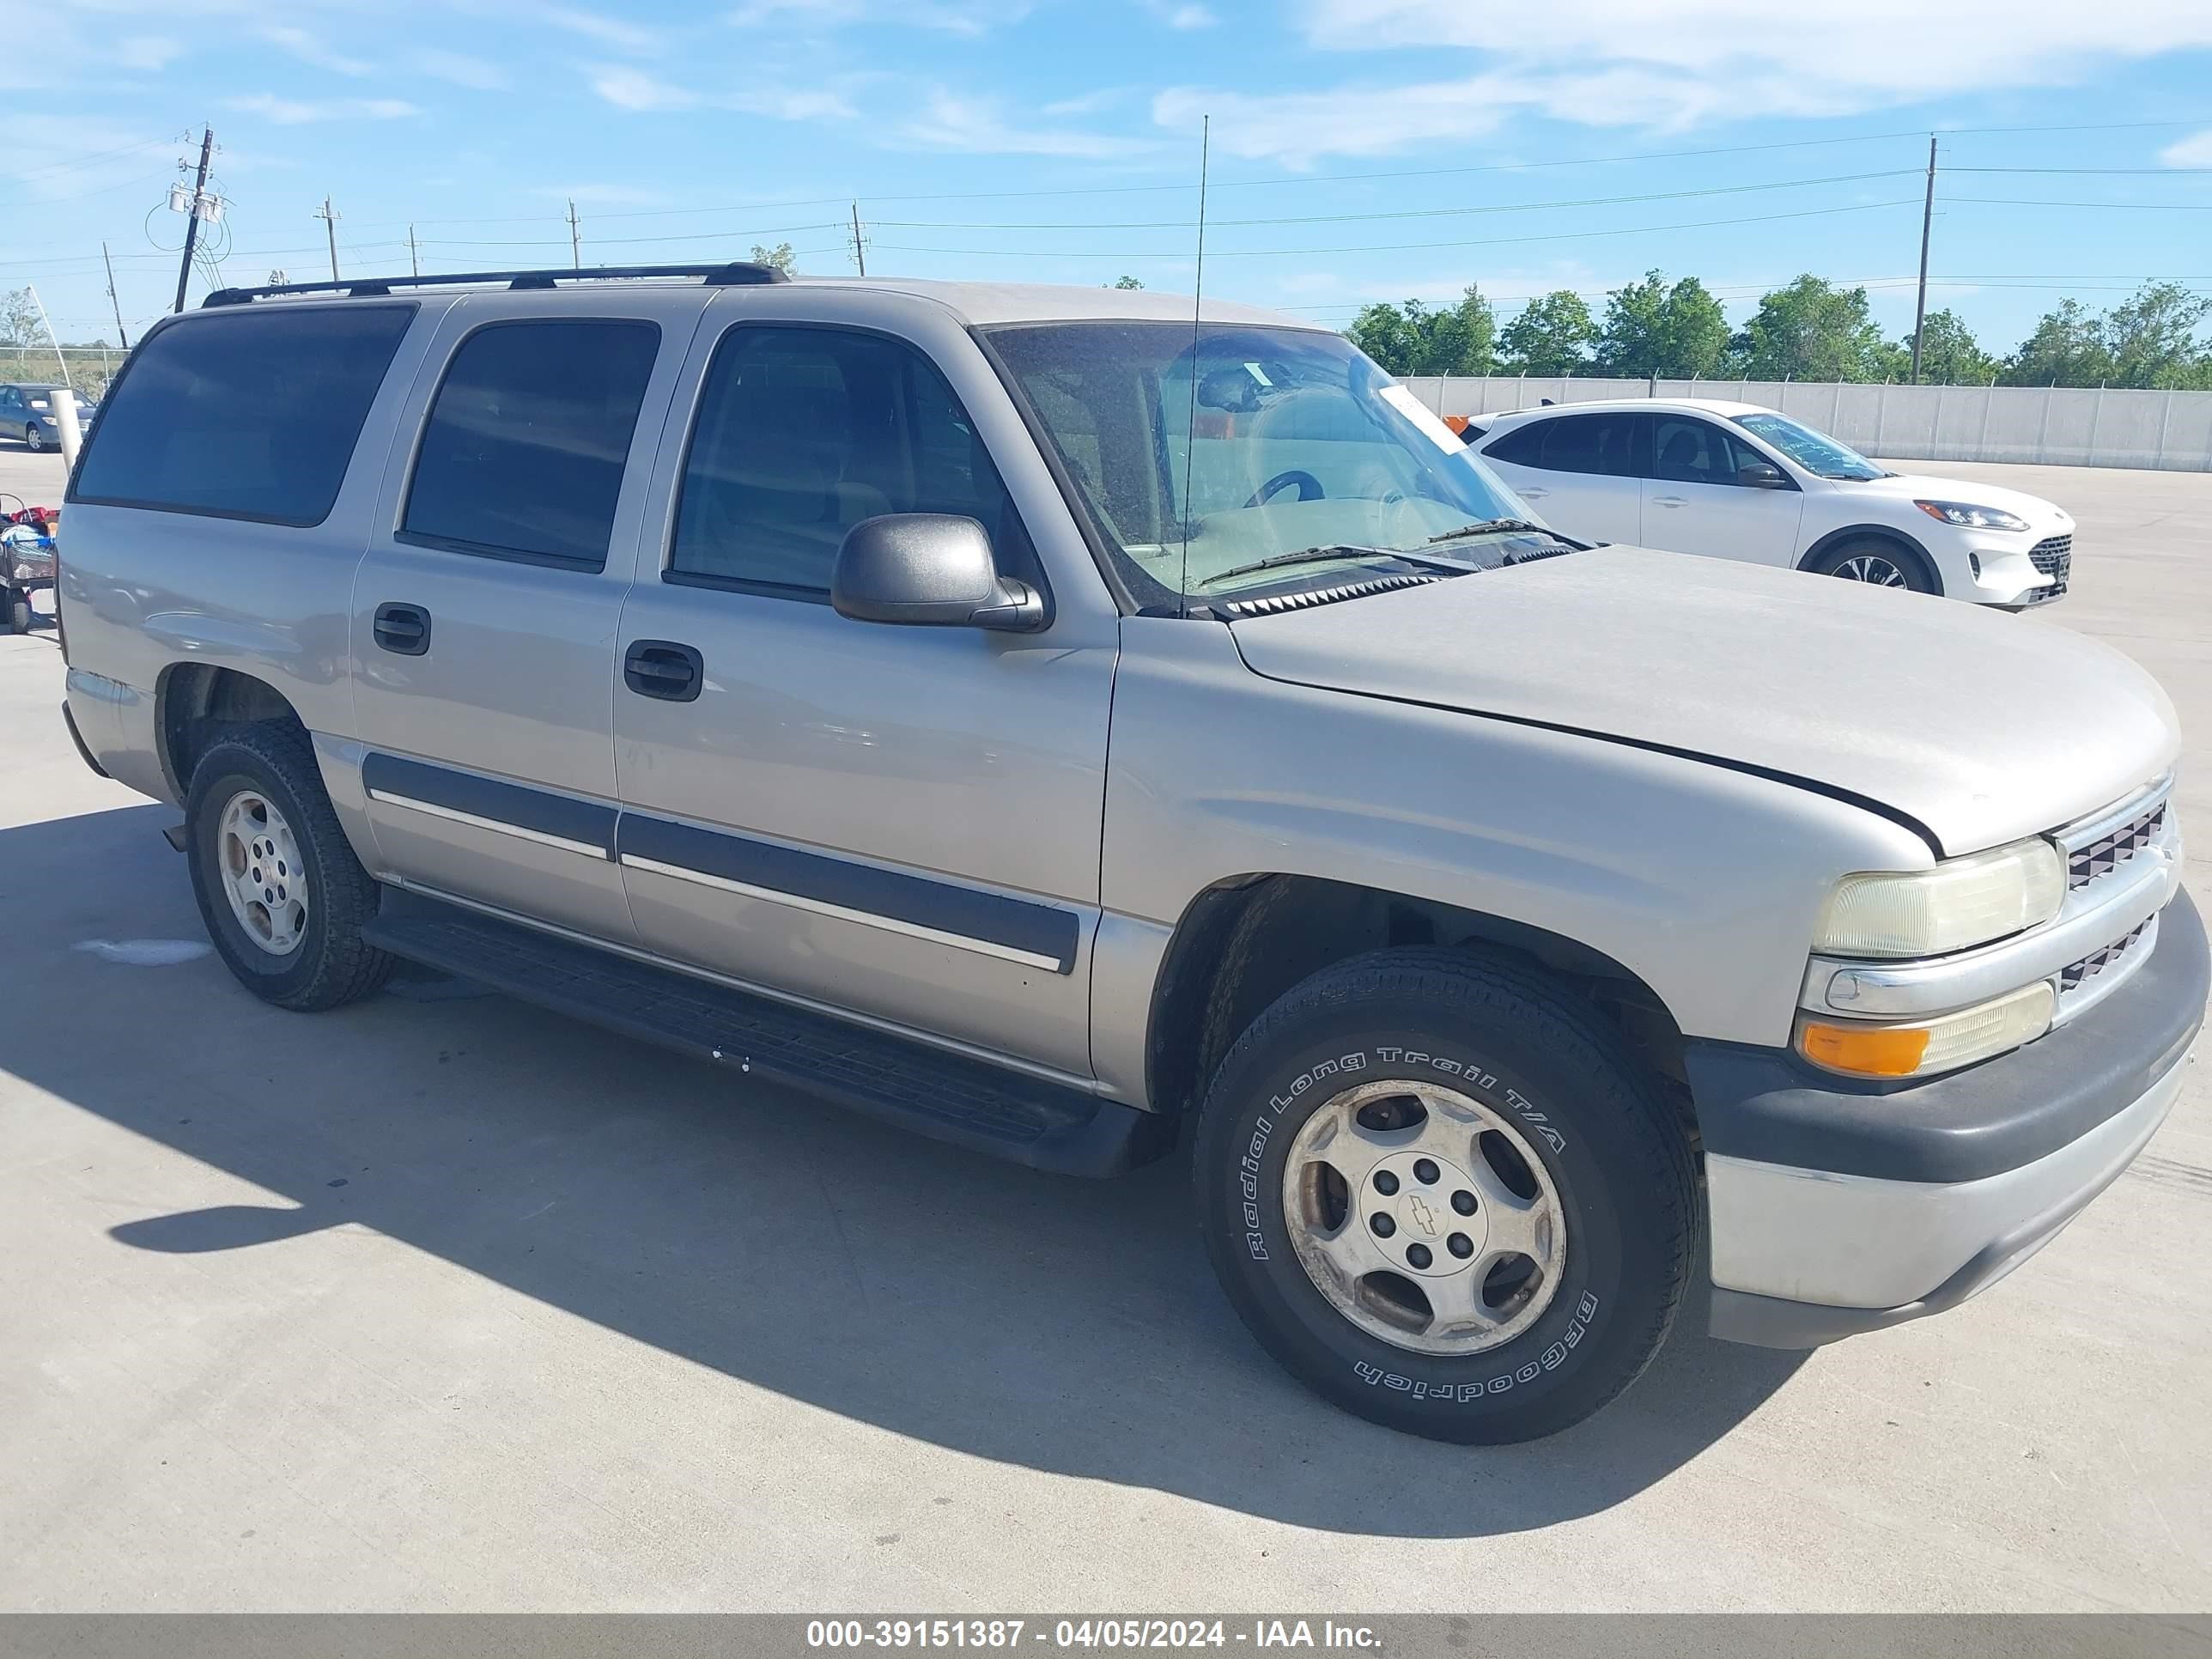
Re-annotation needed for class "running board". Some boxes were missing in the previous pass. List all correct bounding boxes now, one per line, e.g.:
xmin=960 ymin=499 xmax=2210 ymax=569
xmin=361 ymin=892 xmax=1174 ymax=1177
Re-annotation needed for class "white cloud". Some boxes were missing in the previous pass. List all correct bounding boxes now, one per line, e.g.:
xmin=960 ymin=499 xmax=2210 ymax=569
xmin=260 ymin=25 xmax=371 ymax=76
xmin=590 ymin=67 xmax=700 ymax=111
xmin=413 ymin=49 xmax=510 ymax=91
xmin=223 ymin=94 xmax=422 ymax=125
xmin=116 ymin=34 xmax=182 ymax=70
xmin=544 ymin=6 xmax=662 ymax=53
xmin=1291 ymin=0 xmax=2212 ymax=124
xmin=726 ymin=0 xmax=1030 ymax=33
xmin=1146 ymin=1 xmax=1218 ymax=27
xmin=2161 ymin=129 xmax=2212 ymax=167
xmin=904 ymin=90 xmax=1153 ymax=158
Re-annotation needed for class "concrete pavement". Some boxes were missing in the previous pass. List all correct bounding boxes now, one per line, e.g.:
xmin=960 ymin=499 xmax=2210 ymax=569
xmin=1 ymin=445 xmax=2206 ymax=1611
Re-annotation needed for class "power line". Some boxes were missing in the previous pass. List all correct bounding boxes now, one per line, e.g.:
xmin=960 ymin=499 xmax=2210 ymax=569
xmin=872 ymin=197 xmax=1922 ymax=260
xmin=1944 ymin=195 xmax=2212 ymax=210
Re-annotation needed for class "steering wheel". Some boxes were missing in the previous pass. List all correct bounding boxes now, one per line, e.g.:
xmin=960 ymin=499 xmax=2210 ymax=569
xmin=1242 ymin=470 xmax=1324 ymax=509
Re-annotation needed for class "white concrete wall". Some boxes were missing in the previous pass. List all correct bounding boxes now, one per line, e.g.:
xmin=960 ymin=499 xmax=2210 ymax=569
xmin=1398 ymin=375 xmax=2212 ymax=471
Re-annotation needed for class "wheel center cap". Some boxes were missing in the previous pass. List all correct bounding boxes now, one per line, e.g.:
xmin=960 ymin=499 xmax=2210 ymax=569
xmin=1358 ymin=1151 xmax=1486 ymax=1279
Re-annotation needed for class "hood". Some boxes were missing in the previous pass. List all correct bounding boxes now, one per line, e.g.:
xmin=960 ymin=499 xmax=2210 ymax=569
xmin=1226 ymin=548 xmax=2176 ymax=856
xmin=1837 ymin=471 xmax=2072 ymax=531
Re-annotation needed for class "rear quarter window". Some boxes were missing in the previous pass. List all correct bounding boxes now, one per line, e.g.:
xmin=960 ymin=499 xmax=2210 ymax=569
xmin=70 ymin=305 xmax=416 ymax=526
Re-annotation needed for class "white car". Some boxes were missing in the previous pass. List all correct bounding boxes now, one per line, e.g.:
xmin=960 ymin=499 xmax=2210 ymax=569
xmin=1468 ymin=398 xmax=2073 ymax=607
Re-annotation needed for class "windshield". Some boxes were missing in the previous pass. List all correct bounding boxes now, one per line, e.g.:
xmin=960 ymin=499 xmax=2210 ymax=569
xmin=985 ymin=321 xmax=1563 ymax=608
xmin=1733 ymin=411 xmax=1885 ymax=481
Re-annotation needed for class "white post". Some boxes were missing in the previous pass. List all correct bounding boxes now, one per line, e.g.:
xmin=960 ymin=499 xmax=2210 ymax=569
xmin=2086 ymin=382 xmax=2106 ymax=465
xmin=1874 ymin=380 xmax=1889 ymax=457
xmin=50 ymin=387 xmax=83 ymax=470
xmin=2034 ymin=381 xmax=2054 ymax=466
xmin=1931 ymin=380 xmax=1945 ymax=463
xmin=2155 ymin=388 xmax=2175 ymax=471
xmin=28 ymin=283 xmax=69 ymax=389
xmin=1978 ymin=382 xmax=1996 ymax=461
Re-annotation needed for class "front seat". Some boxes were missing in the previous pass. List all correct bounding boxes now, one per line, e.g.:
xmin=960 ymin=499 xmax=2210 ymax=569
xmin=1658 ymin=428 xmax=1706 ymax=481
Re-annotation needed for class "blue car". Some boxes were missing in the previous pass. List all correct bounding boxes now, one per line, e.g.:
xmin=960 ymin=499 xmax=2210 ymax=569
xmin=0 ymin=383 xmax=97 ymax=453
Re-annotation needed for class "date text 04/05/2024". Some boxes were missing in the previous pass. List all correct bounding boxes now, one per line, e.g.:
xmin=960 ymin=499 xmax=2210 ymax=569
xmin=804 ymin=1620 xmax=1382 ymax=1650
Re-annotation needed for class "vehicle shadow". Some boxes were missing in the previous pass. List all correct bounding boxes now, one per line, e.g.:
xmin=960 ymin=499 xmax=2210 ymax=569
xmin=3 ymin=802 xmax=1807 ymax=1539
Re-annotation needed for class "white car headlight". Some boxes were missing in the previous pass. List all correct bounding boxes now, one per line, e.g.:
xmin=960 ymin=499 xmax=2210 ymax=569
xmin=1915 ymin=499 xmax=2030 ymax=533
xmin=1814 ymin=836 xmax=2065 ymax=958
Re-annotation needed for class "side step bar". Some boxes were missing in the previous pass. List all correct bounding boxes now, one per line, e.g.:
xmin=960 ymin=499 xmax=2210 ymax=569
xmin=361 ymin=891 xmax=1176 ymax=1178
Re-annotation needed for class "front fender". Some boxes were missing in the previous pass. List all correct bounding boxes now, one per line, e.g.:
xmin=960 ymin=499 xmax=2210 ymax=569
xmin=1091 ymin=618 xmax=1929 ymax=1107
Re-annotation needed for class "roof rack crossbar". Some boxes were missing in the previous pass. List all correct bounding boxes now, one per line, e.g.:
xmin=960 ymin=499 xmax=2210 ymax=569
xmin=203 ymin=262 xmax=790 ymax=307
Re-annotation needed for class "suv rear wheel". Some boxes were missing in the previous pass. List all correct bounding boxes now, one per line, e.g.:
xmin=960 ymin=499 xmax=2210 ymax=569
xmin=185 ymin=722 xmax=394 ymax=1011
xmin=1192 ymin=947 xmax=1696 ymax=1443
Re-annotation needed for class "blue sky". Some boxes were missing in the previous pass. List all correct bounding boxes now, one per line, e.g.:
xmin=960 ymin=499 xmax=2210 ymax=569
xmin=10 ymin=0 xmax=2212 ymax=360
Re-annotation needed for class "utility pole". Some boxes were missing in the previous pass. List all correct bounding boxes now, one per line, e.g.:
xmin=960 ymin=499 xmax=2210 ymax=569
xmin=1910 ymin=133 xmax=1936 ymax=385
xmin=103 ymin=242 xmax=129 ymax=349
xmin=408 ymin=225 xmax=420 ymax=277
xmin=316 ymin=197 xmax=341 ymax=282
xmin=568 ymin=198 xmax=582 ymax=270
xmin=172 ymin=125 xmax=215 ymax=314
xmin=849 ymin=201 xmax=866 ymax=276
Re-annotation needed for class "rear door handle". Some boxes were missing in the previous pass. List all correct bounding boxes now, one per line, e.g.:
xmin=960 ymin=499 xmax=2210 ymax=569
xmin=1652 ymin=495 xmax=1687 ymax=507
xmin=372 ymin=601 xmax=431 ymax=655
xmin=1517 ymin=486 xmax=1549 ymax=498
xmin=624 ymin=640 xmax=703 ymax=702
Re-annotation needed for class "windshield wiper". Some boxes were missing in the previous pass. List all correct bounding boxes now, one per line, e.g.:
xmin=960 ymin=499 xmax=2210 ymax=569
xmin=1427 ymin=518 xmax=1571 ymax=546
xmin=1194 ymin=544 xmax=1468 ymax=589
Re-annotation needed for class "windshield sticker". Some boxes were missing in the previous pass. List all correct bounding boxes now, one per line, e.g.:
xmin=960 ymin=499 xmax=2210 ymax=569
xmin=1378 ymin=385 xmax=1462 ymax=453
xmin=1243 ymin=362 xmax=1274 ymax=386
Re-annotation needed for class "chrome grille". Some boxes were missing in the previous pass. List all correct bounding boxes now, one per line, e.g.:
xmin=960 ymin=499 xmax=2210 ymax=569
xmin=2027 ymin=533 xmax=2072 ymax=600
xmin=2061 ymin=921 xmax=2149 ymax=996
xmin=2068 ymin=803 xmax=2166 ymax=889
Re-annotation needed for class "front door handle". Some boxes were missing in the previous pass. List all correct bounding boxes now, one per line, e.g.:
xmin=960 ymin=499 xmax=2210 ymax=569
xmin=1517 ymin=485 xmax=1549 ymax=498
xmin=373 ymin=601 xmax=431 ymax=655
xmin=1652 ymin=495 xmax=1688 ymax=507
xmin=624 ymin=640 xmax=703 ymax=702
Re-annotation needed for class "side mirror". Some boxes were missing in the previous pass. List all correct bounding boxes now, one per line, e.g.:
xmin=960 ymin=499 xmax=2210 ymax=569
xmin=831 ymin=514 xmax=1045 ymax=633
xmin=1738 ymin=460 xmax=1790 ymax=489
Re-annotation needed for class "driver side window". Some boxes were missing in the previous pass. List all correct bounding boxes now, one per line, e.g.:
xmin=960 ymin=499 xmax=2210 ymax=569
xmin=1652 ymin=416 xmax=1765 ymax=487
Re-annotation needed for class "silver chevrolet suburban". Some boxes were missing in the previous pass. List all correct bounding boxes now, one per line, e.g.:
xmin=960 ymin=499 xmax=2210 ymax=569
xmin=57 ymin=265 xmax=2205 ymax=1443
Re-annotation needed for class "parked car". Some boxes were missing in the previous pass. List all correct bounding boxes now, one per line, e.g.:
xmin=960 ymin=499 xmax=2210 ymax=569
xmin=56 ymin=268 xmax=2202 ymax=1443
xmin=1470 ymin=398 xmax=2073 ymax=606
xmin=0 ymin=382 xmax=98 ymax=453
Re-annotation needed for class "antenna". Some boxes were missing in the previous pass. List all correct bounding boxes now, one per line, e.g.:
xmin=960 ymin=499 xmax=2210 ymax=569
xmin=1176 ymin=113 xmax=1210 ymax=619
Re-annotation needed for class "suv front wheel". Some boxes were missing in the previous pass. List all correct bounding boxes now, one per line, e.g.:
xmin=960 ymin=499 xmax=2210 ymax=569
xmin=1193 ymin=948 xmax=1697 ymax=1443
xmin=185 ymin=722 xmax=395 ymax=1011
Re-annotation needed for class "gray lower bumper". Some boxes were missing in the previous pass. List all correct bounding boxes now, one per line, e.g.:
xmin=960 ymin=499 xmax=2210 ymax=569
xmin=1707 ymin=1048 xmax=2188 ymax=1347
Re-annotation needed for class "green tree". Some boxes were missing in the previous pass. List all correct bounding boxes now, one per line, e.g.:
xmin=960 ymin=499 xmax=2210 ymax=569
xmin=1346 ymin=286 xmax=1496 ymax=377
xmin=1595 ymin=270 xmax=1729 ymax=378
xmin=1106 ymin=275 xmax=1145 ymax=289
xmin=1498 ymin=290 xmax=1595 ymax=374
xmin=750 ymin=242 xmax=798 ymax=276
xmin=2101 ymin=281 xmax=2212 ymax=388
xmin=1901 ymin=308 xmax=1996 ymax=383
xmin=2002 ymin=299 xmax=2112 ymax=386
xmin=0 ymin=287 xmax=40 ymax=347
xmin=1736 ymin=276 xmax=1894 ymax=381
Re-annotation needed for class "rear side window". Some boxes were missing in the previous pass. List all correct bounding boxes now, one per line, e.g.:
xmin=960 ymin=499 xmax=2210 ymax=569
xmin=402 ymin=319 xmax=660 ymax=569
xmin=70 ymin=305 xmax=415 ymax=526
xmin=1486 ymin=413 xmax=1639 ymax=477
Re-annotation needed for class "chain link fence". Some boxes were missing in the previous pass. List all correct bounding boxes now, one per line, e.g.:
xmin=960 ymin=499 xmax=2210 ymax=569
xmin=0 ymin=344 xmax=125 ymax=406
xmin=1399 ymin=374 xmax=2212 ymax=471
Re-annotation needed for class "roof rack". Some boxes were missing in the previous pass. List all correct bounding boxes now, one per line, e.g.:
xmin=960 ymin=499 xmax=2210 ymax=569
xmin=202 ymin=261 xmax=791 ymax=307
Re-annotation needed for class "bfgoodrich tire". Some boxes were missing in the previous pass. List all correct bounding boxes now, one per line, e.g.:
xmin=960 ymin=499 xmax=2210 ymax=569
xmin=1193 ymin=948 xmax=1697 ymax=1443
xmin=185 ymin=721 xmax=395 ymax=1012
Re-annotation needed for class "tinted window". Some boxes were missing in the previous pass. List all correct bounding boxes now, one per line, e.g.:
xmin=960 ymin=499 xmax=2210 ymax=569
xmin=1485 ymin=413 xmax=1638 ymax=477
xmin=403 ymin=319 xmax=660 ymax=568
xmin=670 ymin=325 xmax=1031 ymax=595
xmin=1653 ymin=416 xmax=1769 ymax=486
xmin=71 ymin=306 xmax=414 ymax=525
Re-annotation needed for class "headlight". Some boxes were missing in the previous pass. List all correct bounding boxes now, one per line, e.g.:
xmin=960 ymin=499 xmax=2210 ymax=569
xmin=1814 ymin=836 xmax=2065 ymax=958
xmin=1915 ymin=499 xmax=2030 ymax=532
xmin=1797 ymin=981 xmax=2055 ymax=1079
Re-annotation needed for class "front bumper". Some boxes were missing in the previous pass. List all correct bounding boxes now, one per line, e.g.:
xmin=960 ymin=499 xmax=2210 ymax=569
xmin=1691 ymin=888 xmax=2206 ymax=1348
